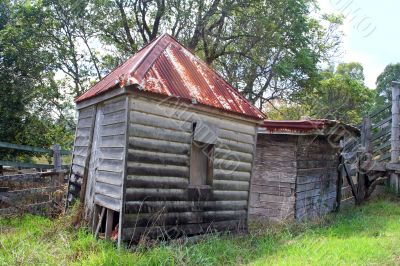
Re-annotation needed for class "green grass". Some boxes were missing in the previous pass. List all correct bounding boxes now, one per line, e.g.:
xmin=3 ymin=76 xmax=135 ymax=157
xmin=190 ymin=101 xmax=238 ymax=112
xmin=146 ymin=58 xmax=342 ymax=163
xmin=1 ymin=196 xmax=400 ymax=265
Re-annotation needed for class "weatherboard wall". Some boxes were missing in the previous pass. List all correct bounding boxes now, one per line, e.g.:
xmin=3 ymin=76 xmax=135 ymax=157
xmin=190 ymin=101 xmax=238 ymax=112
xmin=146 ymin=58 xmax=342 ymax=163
xmin=67 ymin=96 xmax=128 ymax=224
xmin=122 ymin=95 xmax=257 ymax=242
xmin=67 ymin=105 xmax=97 ymax=208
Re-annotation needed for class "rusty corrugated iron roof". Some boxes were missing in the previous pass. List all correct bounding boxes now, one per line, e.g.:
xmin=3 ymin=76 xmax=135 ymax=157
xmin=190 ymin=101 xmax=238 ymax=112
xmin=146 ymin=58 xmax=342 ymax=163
xmin=76 ymin=33 xmax=264 ymax=120
xmin=259 ymin=119 xmax=360 ymax=136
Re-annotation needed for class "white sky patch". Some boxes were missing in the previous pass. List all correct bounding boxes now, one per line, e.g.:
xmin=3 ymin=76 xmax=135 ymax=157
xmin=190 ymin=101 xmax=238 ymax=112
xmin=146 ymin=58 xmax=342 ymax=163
xmin=164 ymin=46 xmax=202 ymax=99
xmin=317 ymin=0 xmax=385 ymax=88
xmin=342 ymin=49 xmax=384 ymax=88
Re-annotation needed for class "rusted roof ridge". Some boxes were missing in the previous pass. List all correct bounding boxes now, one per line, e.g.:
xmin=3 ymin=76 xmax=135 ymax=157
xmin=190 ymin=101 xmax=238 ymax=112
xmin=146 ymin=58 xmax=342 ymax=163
xmin=260 ymin=119 xmax=360 ymax=136
xmin=75 ymin=33 xmax=265 ymax=119
xmin=75 ymin=36 xmax=162 ymax=102
xmin=130 ymin=34 xmax=171 ymax=82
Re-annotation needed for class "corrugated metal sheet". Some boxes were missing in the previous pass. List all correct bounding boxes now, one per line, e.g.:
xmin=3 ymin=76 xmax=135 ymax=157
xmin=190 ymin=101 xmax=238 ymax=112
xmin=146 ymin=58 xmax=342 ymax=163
xmin=259 ymin=120 xmax=360 ymax=135
xmin=76 ymin=33 xmax=264 ymax=120
xmin=260 ymin=120 xmax=326 ymax=134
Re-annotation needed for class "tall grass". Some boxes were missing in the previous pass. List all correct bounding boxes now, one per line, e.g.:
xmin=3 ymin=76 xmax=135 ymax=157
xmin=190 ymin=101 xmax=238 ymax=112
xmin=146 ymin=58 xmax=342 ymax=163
xmin=0 ymin=195 xmax=400 ymax=265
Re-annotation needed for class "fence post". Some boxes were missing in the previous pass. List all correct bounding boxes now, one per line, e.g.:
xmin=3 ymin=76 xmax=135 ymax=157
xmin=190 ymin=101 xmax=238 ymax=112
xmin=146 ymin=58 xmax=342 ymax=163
xmin=361 ymin=117 xmax=372 ymax=154
xmin=53 ymin=144 xmax=62 ymax=172
xmin=357 ymin=117 xmax=372 ymax=203
xmin=390 ymin=81 xmax=400 ymax=194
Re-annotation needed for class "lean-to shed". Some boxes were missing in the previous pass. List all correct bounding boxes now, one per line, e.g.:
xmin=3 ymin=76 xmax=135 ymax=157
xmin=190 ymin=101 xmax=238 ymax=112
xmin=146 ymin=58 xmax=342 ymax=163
xmin=67 ymin=33 xmax=264 ymax=244
xmin=249 ymin=119 xmax=359 ymax=221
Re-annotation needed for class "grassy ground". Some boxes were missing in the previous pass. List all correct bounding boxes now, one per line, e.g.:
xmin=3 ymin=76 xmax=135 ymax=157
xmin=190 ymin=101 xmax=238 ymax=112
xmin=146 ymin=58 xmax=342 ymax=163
xmin=1 ymin=195 xmax=400 ymax=265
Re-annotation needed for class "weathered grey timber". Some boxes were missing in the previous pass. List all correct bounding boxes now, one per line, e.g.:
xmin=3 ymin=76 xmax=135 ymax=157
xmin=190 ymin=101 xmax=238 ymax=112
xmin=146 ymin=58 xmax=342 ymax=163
xmin=67 ymin=90 xmax=260 ymax=245
xmin=390 ymin=82 xmax=400 ymax=193
xmin=249 ymin=121 xmax=355 ymax=221
xmin=67 ymin=33 xmax=264 ymax=245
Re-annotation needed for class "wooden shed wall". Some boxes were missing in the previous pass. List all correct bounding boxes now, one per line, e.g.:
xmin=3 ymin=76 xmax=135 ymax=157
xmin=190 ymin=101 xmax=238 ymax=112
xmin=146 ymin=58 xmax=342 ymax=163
xmin=67 ymin=105 xmax=96 ymax=207
xmin=295 ymin=135 xmax=339 ymax=219
xmin=67 ymin=95 xmax=128 ymax=226
xmin=85 ymin=96 xmax=128 ymax=219
xmin=249 ymin=134 xmax=340 ymax=222
xmin=249 ymin=135 xmax=297 ymax=221
xmin=122 ymin=96 xmax=257 ymax=241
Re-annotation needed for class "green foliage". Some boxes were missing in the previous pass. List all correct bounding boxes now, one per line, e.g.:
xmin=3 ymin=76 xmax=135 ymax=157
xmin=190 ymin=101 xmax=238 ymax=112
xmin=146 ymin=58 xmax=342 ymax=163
xmin=366 ymin=63 xmax=400 ymax=121
xmin=0 ymin=0 xmax=367 ymax=151
xmin=270 ymin=62 xmax=375 ymax=124
xmin=0 ymin=1 xmax=74 ymax=155
xmin=376 ymin=63 xmax=400 ymax=103
xmin=1 ymin=196 xmax=400 ymax=265
xmin=307 ymin=67 xmax=374 ymax=124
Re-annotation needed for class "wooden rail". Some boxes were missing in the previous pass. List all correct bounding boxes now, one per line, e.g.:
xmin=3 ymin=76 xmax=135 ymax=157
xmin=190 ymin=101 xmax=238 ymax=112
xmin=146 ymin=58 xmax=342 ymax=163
xmin=0 ymin=142 xmax=71 ymax=171
xmin=339 ymin=81 xmax=400 ymax=204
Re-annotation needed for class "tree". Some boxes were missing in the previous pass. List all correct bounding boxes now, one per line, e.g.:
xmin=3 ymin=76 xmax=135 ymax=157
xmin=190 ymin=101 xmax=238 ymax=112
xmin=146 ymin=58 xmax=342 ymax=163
xmin=0 ymin=0 xmax=346 ymax=156
xmin=376 ymin=63 xmax=400 ymax=103
xmin=0 ymin=1 xmax=74 ymax=155
xmin=87 ymin=0 xmax=343 ymax=109
xmin=269 ymin=62 xmax=374 ymax=124
xmin=309 ymin=69 xmax=374 ymax=124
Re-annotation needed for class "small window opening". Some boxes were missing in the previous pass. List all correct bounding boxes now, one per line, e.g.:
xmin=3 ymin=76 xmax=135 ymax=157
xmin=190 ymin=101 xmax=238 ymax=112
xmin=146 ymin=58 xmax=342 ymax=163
xmin=190 ymin=140 xmax=214 ymax=187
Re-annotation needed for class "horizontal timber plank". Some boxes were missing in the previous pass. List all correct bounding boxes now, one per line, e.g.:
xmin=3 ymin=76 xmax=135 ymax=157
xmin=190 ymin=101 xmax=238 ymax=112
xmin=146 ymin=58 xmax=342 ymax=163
xmin=94 ymin=194 xmax=121 ymax=212
xmin=94 ymin=182 xmax=121 ymax=199
xmin=125 ymin=188 xmax=188 ymax=201
xmin=101 ymin=109 xmax=126 ymax=126
xmin=217 ymin=139 xmax=253 ymax=154
xmin=214 ymin=148 xmax=253 ymax=163
xmin=213 ymin=180 xmax=249 ymax=191
xmin=213 ymin=169 xmax=251 ymax=181
xmin=130 ymin=111 xmax=192 ymax=132
xmin=128 ymin=137 xmax=190 ymax=154
xmin=127 ymin=162 xmax=189 ymax=177
xmin=128 ymin=149 xmax=188 ymax=167
xmin=218 ymin=129 xmax=254 ymax=144
xmin=130 ymin=123 xmax=191 ymax=144
xmin=124 ymin=200 xmax=248 ymax=214
xmin=123 ymin=210 xmax=247 ymax=227
xmin=96 ymin=171 xmax=123 ymax=186
xmin=126 ymin=176 xmax=189 ymax=189
xmin=214 ymin=158 xmax=252 ymax=173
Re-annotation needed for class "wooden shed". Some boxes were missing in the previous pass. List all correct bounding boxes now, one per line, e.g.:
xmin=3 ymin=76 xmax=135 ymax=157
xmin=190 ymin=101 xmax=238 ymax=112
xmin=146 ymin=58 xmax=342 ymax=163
xmin=66 ymin=34 xmax=264 ymax=245
xmin=249 ymin=120 xmax=359 ymax=221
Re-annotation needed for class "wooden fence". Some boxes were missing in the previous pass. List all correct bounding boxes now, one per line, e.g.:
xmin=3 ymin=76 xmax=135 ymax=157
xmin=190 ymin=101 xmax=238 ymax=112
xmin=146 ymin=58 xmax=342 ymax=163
xmin=369 ymin=104 xmax=392 ymax=162
xmin=338 ymin=93 xmax=397 ymax=206
xmin=0 ymin=142 xmax=71 ymax=173
xmin=0 ymin=171 xmax=66 ymax=216
xmin=0 ymin=142 xmax=71 ymax=216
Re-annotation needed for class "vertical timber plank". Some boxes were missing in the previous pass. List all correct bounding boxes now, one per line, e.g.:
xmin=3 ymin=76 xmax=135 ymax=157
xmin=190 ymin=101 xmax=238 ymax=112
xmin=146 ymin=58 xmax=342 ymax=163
xmin=53 ymin=144 xmax=62 ymax=172
xmin=105 ymin=209 xmax=114 ymax=240
xmin=118 ymin=97 xmax=130 ymax=248
xmin=391 ymin=81 xmax=400 ymax=194
xmin=246 ymin=129 xmax=258 ymax=228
